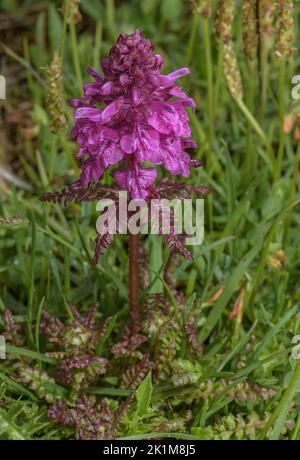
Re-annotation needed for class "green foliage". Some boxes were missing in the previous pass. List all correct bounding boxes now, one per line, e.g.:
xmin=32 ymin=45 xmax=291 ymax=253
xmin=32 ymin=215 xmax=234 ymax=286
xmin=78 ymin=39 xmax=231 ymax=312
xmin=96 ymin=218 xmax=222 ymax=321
xmin=0 ymin=387 xmax=57 ymax=440
xmin=1 ymin=0 xmax=300 ymax=441
xmin=136 ymin=372 xmax=153 ymax=416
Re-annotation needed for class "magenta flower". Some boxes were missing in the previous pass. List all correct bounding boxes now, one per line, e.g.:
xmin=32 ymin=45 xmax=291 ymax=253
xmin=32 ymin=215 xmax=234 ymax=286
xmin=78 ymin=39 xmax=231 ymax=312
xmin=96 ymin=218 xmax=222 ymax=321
xmin=70 ymin=30 xmax=198 ymax=199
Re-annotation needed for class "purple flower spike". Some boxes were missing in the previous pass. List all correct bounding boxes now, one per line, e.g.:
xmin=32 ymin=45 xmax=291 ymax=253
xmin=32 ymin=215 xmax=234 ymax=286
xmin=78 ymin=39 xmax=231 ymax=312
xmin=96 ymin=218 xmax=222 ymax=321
xmin=71 ymin=30 xmax=198 ymax=199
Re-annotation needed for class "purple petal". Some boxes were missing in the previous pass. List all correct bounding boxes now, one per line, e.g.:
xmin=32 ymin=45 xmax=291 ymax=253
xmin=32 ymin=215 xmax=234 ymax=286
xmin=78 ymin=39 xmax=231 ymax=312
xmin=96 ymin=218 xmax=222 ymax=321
xmin=140 ymin=167 xmax=157 ymax=186
xmin=132 ymin=87 xmax=142 ymax=105
xmin=100 ymin=98 xmax=123 ymax=123
xmin=80 ymin=158 xmax=104 ymax=184
xmin=100 ymin=82 xmax=113 ymax=96
xmin=87 ymin=67 xmax=104 ymax=83
xmin=139 ymin=125 xmax=160 ymax=150
xmin=75 ymin=107 xmax=102 ymax=121
xmin=102 ymin=127 xmax=118 ymax=140
xmin=169 ymin=85 xmax=190 ymax=99
xmin=171 ymin=98 xmax=196 ymax=108
xmin=167 ymin=67 xmax=190 ymax=81
xmin=102 ymin=144 xmax=124 ymax=167
xmin=114 ymin=167 xmax=157 ymax=198
xmin=147 ymin=102 xmax=179 ymax=135
xmin=121 ymin=133 xmax=138 ymax=154
xmin=76 ymin=147 xmax=88 ymax=157
xmin=114 ymin=169 xmax=128 ymax=190
xmin=84 ymin=82 xmax=101 ymax=97
xmin=182 ymin=139 xmax=197 ymax=149
xmin=137 ymin=125 xmax=162 ymax=163
xmin=70 ymin=97 xmax=90 ymax=107
xmin=155 ymin=54 xmax=164 ymax=69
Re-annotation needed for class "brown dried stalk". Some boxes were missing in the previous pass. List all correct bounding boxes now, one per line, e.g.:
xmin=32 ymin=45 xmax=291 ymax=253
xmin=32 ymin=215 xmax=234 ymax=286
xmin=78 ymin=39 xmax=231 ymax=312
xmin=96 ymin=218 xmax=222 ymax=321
xmin=215 ymin=0 xmax=243 ymax=99
xmin=242 ymin=0 xmax=258 ymax=64
xmin=275 ymin=0 xmax=296 ymax=59
xmin=44 ymin=53 xmax=67 ymax=134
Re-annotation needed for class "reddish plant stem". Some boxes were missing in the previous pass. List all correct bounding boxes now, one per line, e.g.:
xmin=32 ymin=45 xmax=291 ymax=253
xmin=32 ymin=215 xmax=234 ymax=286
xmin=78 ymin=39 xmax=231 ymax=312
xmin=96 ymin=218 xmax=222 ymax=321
xmin=129 ymin=233 xmax=140 ymax=330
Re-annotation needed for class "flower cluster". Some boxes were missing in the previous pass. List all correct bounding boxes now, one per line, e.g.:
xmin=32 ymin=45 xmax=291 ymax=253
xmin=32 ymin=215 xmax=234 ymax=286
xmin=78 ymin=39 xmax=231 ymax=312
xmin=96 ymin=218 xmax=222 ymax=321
xmin=70 ymin=30 xmax=197 ymax=198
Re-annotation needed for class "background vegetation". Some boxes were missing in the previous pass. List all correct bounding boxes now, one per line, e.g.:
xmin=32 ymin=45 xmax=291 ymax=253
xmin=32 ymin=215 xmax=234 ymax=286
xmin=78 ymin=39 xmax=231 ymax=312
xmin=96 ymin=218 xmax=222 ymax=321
xmin=0 ymin=0 xmax=300 ymax=440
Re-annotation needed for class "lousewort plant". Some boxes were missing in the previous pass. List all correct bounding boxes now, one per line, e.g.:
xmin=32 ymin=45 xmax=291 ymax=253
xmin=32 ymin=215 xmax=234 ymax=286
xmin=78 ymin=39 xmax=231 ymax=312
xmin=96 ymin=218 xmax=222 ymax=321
xmin=42 ymin=30 xmax=210 ymax=328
